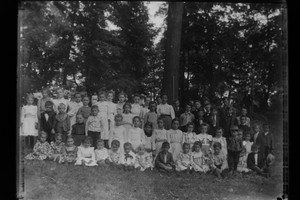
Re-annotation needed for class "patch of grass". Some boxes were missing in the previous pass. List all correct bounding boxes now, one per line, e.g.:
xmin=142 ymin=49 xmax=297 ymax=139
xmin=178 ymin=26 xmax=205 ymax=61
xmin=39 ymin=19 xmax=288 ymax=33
xmin=19 ymin=113 xmax=284 ymax=200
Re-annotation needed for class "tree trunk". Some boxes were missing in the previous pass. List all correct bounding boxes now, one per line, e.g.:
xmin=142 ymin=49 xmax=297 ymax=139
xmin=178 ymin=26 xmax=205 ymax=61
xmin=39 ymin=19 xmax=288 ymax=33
xmin=162 ymin=2 xmax=184 ymax=104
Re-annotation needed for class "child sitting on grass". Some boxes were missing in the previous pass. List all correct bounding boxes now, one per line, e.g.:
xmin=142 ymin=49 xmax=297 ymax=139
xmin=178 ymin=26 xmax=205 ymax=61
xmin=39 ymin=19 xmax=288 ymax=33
xmin=237 ymin=133 xmax=253 ymax=173
xmin=212 ymin=128 xmax=227 ymax=158
xmin=190 ymin=141 xmax=209 ymax=173
xmin=75 ymin=136 xmax=97 ymax=166
xmin=95 ymin=139 xmax=108 ymax=167
xmin=25 ymin=131 xmax=53 ymax=161
xmin=61 ymin=135 xmax=78 ymax=164
xmin=155 ymin=142 xmax=176 ymax=172
xmin=247 ymin=144 xmax=268 ymax=177
xmin=194 ymin=123 xmax=212 ymax=157
xmin=175 ymin=143 xmax=192 ymax=172
xmin=119 ymin=142 xmax=136 ymax=171
xmin=106 ymin=140 xmax=122 ymax=168
xmin=50 ymin=133 xmax=65 ymax=162
xmin=135 ymin=144 xmax=154 ymax=171
xmin=210 ymin=142 xmax=228 ymax=179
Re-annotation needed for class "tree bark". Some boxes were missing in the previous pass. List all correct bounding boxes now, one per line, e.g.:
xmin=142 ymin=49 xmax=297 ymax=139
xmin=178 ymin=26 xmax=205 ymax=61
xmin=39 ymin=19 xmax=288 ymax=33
xmin=162 ymin=2 xmax=184 ymax=104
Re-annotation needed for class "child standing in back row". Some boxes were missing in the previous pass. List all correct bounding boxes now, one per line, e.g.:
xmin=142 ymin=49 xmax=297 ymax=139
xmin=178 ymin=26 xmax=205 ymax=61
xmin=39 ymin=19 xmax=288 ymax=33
xmin=77 ymin=96 xmax=91 ymax=123
xmin=53 ymin=103 xmax=70 ymax=142
xmin=157 ymin=94 xmax=175 ymax=130
xmin=85 ymin=105 xmax=103 ymax=148
xmin=144 ymin=101 xmax=158 ymax=129
xmin=152 ymin=118 xmax=168 ymax=156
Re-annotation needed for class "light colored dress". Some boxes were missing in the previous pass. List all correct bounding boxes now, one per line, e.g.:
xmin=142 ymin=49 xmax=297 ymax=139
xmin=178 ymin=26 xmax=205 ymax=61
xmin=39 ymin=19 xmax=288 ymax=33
xmin=107 ymin=101 xmax=117 ymax=131
xmin=122 ymin=113 xmax=134 ymax=133
xmin=20 ymin=105 xmax=38 ymax=136
xmin=182 ymin=132 xmax=197 ymax=149
xmin=52 ymin=98 xmax=69 ymax=114
xmin=175 ymin=152 xmax=192 ymax=171
xmin=127 ymin=127 xmax=146 ymax=151
xmin=75 ymin=146 xmax=98 ymax=166
xmin=67 ymin=101 xmax=83 ymax=132
xmin=95 ymin=148 xmax=109 ymax=162
xmin=211 ymin=151 xmax=228 ymax=172
xmin=96 ymin=101 xmax=109 ymax=140
xmin=107 ymin=149 xmax=122 ymax=164
xmin=116 ymin=102 xmax=125 ymax=115
xmin=194 ymin=133 xmax=213 ymax=156
xmin=153 ymin=129 xmax=168 ymax=155
xmin=25 ymin=140 xmax=53 ymax=160
xmin=167 ymin=129 xmax=183 ymax=161
xmin=191 ymin=151 xmax=210 ymax=173
xmin=140 ymin=106 xmax=150 ymax=128
xmin=237 ymin=141 xmax=253 ymax=172
xmin=109 ymin=125 xmax=127 ymax=151
xmin=144 ymin=134 xmax=154 ymax=152
xmin=135 ymin=152 xmax=154 ymax=171
xmin=131 ymin=103 xmax=142 ymax=118
xmin=212 ymin=136 xmax=228 ymax=157
xmin=119 ymin=151 xmax=136 ymax=166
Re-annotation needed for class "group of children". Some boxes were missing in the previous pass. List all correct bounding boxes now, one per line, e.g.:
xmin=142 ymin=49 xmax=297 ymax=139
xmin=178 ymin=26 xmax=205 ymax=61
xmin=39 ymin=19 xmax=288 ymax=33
xmin=21 ymin=87 xmax=275 ymax=178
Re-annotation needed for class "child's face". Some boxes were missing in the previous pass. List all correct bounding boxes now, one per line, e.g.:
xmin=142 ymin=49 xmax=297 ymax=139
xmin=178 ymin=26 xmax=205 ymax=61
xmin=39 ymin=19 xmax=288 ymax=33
xmin=27 ymin=97 xmax=34 ymax=105
xmin=245 ymin=134 xmax=251 ymax=141
xmin=92 ymin=96 xmax=98 ymax=104
xmin=263 ymin=125 xmax=269 ymax=133
xmin=115 ymin=116 xmax=122 ymax=126
xmin=134 ymin=96 xmax=140 ymax=104
xmin=133 ymin=118 xmax=140 ymax=127
xmin=201 ymin=126 xmax=208 ymax=133
xmin=75 ymin=94 xmax=82 ymax=103
xmin=111 ymin=144 xmax=119 ymax=152
xmin=144 ymin=125 xmax=152 ymax=134
xmin=240 ymin=117 xmax=246 ymax=124
xmin=144 ymin=97 xmax=150 ymax=106
xmin=56 ymin=136 xmax=62 ymax=143
xmin=77 ymin=115 xmax=84 ymax=123
xmin=174 ymin=100 xmax=180 ymax=107
xmin=194 ymin=145 xmax=201 ymax=152
xmin=185 ymin=105 xmax=191 ymax=112
xmin=205 ymin=104 xmax=211 ymax=111
xmin=253 ymin=125 xmax=260 ymax=133
xmin=195 ymin=102 xmax=201 ymax=109
xmin=138 ymin=147 xmax=146 ymax=155
xmin=58 ymin=105 xmax=66 ymax=113
xmin=214 ymin=146 xmax=221 ymax=154
xmin=149 ymin=103 xmax=156 ymax=111
xmin=99 ymin=94 xmax=105 ymax=102
xmin=216 ymin=129 xmax=223 ymax=137
xmin=241 ymin=108 xmax=247 ymax=116
xmin=40 ymin=134 xmax=47 ymax=143
xmin=124 ymin=105 xmax=131 ymax=113
xmin=183 ymin=145 xmax=190 ymax=154
xmin=161 ymin=146 xmax=170 ymax=153
xmin=156 ymin=97 xmax=162 ymax=104
xmin=162 ymin=95 xmax=168 ymax=104
xmin=42 ymin=90 xmax=49 ymax=98
xmin=187 ymin=125 xmax=194 ymax=133
xmin=92 ymin=108 xmax=99 ymax=116
xmin=57 ymin=89 xmax=64 ymax=98
xmin=83 ymin=140 xmax=91 ymax=148
xmin=158 ymin=120 xmax=164 ymax=128
xmin=237 ymin=131 xmax=243 ymax=139
xmin=67 ymin=138 xmax=74 ymax=146
xmin=231 ymin=129 xmax=238 ymax=137
xmin=45 ymin=105 xmax=53 ymax=112
xmin=107 ymin=93 xmax=113 ymax=101
xmin=198 ymin=110 xmax=204 ymax=117
xmin=124 ymin=145 xmax=131 ymax=154
xmin=83 ymin=97 xmax=90 ymax=106
xmin=119 ymin=95 xmax=125 ymax=103
xmin=172 ymin=121 xmax=180 ymax=130
xmin=97 ymin=142 xmax=105 ymax=150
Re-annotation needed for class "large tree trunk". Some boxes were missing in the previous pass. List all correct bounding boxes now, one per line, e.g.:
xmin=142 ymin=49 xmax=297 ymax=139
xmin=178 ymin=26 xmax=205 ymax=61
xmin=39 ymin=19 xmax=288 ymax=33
xmin=162 ymin=2 xmax=184 ymax=104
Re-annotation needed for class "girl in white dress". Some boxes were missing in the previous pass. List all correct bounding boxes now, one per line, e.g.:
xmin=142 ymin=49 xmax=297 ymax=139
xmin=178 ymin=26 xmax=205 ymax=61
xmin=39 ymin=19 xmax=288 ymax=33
xmin=237 ymin=133 xmax=253 ymax=172
xmin=152 ymin=118 xmax=168 ymax=156
xmin=75 ymin=136 xmax=97 ymax=166
xmin=121 ymin=103 xmax=134 ymax=134
xmin=194 ymin=123 xmax=213 ymax=157
xmin=52 ymin=88 xmax=69 ymax=114
xmin=167 ymin=118 xmax=184 ymax=161
xmin=21 ymin=94 xmax=38 ymax=149
xmin=182 ymin=122 xmax=197 ymax=150
xmin=116 ymin=92 xmax=126 ymax=115
xmin=95 ymin=139 xmax=109 ymax=166
xmin=96 ymin=91 xmax=109 ymax=147
xmin=127 ymin=116 xmax=146 ymax=152
xmin=106 ymin=91 xmax=117 ymax=134
xmin=190 ymin=141 xmax=210 ymax=173
xmin=176 ymin=143 xmax=193 ymax=171
xmin=135 ymin=144 xmax=154 ymax=171
xmin=109 ymin=114 xmax=127 ymax=153
xmin=212 ymin=128 xmax=227 ymax=158
xmin=67 ymin=93 xmax=83 ymax=133
xmin=91 ymin=94 xmax=98 ymax=106
xmin=131 ymin=94 xmax=143 ymax=118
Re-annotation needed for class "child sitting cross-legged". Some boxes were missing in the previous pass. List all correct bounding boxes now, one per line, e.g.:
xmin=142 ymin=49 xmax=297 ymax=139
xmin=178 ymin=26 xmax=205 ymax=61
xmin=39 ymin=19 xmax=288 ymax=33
xmin=190 ymin=141 xmax=210 ymax=174
xmin=105 ymin=140 xmax=122 ymax=168
xmin=210 ymin=142 xmax=228 ymax=179
xmin=50 ymin=133 xmax=65 ymax=162
xmin=134 ymin=144 xmax=154 ymax=171
xmin=75 ymin=136 xmax=97 ymax=166
xmin=155 ymin=142 xmax=176 ymax=172
xmin=175 ymin=143 xmax=193 ymax=173
xmin=94 ymin=139 xmax=109 ymax=167
xmin=25 ymin=131 xmax=53 ymax=161
xmin=119 ymin=142 xmax=136 ymax=171
xmin=60 ymin=135 xmax=78 ymax=164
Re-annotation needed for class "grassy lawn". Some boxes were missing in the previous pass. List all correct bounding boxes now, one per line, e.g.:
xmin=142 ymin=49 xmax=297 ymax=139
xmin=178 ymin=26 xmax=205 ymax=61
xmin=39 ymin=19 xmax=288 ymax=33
xmin=18 ymin=113 xmax=284 ymax=200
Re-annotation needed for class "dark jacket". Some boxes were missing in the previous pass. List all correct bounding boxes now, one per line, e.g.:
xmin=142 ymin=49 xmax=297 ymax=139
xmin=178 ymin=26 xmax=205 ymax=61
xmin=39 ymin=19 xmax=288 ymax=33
xmin=247 ymin=152 xmax=266 ymax=169
xmin=220 ymin=114 xmax=237 ymax=138
xmin=155 ymin=151 xmax=175 ymax=169
xmin=227 ymin=137 xmax=243 ymax=152
xmin=40 ymin=111 xmax=56 ymax=133
xmin=256 ymin=132 xmax=274 ymax=157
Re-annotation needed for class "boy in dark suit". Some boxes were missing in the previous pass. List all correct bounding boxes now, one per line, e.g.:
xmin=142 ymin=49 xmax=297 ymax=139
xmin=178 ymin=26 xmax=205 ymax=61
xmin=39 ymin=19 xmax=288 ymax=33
xmin=220 ymin=106 xmax=237 ymax=139
xmin=40 ymin=101 xmax=56 ymax=143
xmin=238 ymin=115 xmax=251 ymax=138
xmin=247 ymin=144 xmax=268 ymax=177
xmin=155 ymin=142 xmax=176 ymax=172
